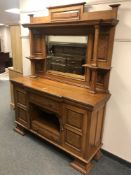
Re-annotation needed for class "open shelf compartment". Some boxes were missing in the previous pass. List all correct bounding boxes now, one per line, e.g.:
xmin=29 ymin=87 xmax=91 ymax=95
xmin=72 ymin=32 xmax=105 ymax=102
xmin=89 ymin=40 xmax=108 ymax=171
xmin=30 ymin=103 xmax=60 ymax=142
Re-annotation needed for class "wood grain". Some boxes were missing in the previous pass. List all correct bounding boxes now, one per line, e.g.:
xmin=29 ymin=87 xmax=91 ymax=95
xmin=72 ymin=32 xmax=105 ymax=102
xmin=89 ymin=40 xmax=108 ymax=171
xmin=12 ymin=3 xmax=120 ymax=174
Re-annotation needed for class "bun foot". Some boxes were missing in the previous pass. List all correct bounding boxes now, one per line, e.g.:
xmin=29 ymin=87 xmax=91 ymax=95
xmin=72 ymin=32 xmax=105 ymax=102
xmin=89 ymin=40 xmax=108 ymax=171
xmin=94 ymin=150 xmax=102 ymax=161
xmin=71 ymin=159 xmax=93 ymax=174
xmin=14 ymin=125 xmax=26 ymax=136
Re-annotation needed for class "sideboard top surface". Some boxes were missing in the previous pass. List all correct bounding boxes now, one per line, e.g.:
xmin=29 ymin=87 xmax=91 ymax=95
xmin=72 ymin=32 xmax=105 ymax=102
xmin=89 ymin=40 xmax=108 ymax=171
xmin=11 ymin=76 xmax=110 ymax=109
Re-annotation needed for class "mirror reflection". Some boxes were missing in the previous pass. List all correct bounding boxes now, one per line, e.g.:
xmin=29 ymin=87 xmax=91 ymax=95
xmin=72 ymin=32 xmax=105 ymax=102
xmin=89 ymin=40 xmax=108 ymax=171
xmin=46 ymin=36 xmax=88 ymax=78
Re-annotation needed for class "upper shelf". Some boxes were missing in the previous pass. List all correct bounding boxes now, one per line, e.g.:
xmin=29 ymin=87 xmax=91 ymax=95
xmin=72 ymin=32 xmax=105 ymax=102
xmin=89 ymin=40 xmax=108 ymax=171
xmin=23 ymin=19 xmax=119 ymax=29
xmin=26 ymin=56 xmax=45 ymax=60
xmin=22 ymin=3 xmax=120 ymax=30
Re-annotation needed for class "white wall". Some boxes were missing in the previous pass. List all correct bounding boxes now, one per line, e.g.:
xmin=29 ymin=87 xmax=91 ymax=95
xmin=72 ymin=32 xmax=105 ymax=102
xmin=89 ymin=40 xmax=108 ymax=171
xmin=48 ymin=36 xmax=88 ymax=43
xmin=103 ymin=41 xmax=131 ymax=162
xmin=0 ymin=26 xmax=12 ymax=56
xmin=88 ymin=0 xmax=131 ymax=163
xmin=20 ymin=0 xmax=131 ymax=162
xmin=20 ymin=0 xmax=85 ymax=75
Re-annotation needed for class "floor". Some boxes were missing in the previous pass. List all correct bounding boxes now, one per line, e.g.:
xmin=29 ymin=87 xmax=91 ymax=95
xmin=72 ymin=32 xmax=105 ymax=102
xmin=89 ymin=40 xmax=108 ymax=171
xmin=0 ymin=68 xmax=9 ymax=80
xmin=0 ymin=80 xmax=131 ymax=175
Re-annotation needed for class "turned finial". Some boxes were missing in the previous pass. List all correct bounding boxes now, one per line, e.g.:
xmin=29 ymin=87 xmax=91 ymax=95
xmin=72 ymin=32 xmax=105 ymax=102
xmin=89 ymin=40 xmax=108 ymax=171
xmin=28 ymin=14 xmax=34 ymax=23
xmin=109 ymin=4 xmax=121 ymax=18
xmin=109 ymin=4 xmax=121 ymax=9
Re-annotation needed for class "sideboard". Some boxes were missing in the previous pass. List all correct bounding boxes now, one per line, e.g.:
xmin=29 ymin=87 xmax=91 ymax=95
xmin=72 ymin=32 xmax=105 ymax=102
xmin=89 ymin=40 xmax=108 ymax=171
xmin=11 ymin=2 xmax=120 ymax=174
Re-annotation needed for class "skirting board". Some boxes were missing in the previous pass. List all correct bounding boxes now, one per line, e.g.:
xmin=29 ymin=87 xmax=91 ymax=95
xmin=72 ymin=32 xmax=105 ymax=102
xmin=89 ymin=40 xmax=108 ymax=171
xmin=101 ymin=149 xmax=131 ymax=168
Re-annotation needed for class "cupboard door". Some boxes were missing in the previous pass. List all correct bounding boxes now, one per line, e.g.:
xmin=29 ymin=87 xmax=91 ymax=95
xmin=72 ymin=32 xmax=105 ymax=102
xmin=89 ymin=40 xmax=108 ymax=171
xmin=63 ymin=104 xmax=88 ymax=156
xmin=15 ymin=87 xmax=26 ymax=107
xmin=16 ymin=90 xmax=26 ymax=106
xmin=14 ymin=85 xmax=28 ymax=127
xmin=16 ymin=107 xmax=28 ymax=127
xmin=29 ymin=93 xmax=60 ymax=114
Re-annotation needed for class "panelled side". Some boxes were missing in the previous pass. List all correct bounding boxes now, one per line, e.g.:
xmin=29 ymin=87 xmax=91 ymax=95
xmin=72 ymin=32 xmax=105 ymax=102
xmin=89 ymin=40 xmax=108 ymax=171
xmin=86 ymin=104 xmax=106 ymax=159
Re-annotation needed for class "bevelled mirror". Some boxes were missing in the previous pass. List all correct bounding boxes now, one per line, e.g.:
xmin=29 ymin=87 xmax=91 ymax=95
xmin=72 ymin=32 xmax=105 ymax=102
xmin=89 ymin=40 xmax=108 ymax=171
xmin=45 ymin=35 xmax=88 ymax=80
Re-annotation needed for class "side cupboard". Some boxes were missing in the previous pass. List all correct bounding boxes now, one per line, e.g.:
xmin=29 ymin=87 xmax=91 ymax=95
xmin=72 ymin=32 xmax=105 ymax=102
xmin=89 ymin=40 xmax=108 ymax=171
xmin=11 ymin=2 xmax=120 ymax=174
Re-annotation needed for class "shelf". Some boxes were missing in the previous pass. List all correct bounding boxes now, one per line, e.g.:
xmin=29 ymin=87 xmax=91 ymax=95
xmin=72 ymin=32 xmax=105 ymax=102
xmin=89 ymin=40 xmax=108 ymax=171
xmin=32 ymin=118 xmax=60 ymax=136
xmin=82 ymin=64 xmax=111 ymax=70
xmin=26 ymin=56 xmax=45 ymax=60
xmin=23 ymin=19 xmax=118 ymax=29
xmin=30 ymin=103 xmax=60 ymax=137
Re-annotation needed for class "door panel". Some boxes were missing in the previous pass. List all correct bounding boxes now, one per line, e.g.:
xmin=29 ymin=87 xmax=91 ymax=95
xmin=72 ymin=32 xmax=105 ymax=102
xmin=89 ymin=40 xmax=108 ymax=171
xmin=63 ymin=104 xmax=88 ymax=156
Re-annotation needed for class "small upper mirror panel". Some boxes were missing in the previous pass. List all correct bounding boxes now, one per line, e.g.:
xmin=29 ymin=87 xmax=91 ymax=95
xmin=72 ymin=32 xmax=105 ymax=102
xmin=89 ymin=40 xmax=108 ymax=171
xmin=46 ymin=36 xmax=88 ymax=79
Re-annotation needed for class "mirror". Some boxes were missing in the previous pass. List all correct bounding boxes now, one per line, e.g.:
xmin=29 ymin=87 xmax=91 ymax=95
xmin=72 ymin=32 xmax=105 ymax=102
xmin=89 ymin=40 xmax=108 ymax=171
xmin=46 ymin=36 xmax=88 ymax=79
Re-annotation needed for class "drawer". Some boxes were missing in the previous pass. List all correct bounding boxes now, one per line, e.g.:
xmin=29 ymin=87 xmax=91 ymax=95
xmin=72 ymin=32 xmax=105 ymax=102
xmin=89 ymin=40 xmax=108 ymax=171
xmin=31 ymin=121 xmax=60 ymax=143
xmin=29 ymin=93 xmax=60 ymax=113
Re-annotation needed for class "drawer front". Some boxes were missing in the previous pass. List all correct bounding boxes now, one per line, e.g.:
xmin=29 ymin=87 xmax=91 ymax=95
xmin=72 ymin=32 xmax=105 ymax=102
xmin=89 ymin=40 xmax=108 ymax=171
xmin=15 ymin=87 xmax=26 ymax=106
xmin=16 ymin=107 xmax=28 ymax=127
xmin=31 ymin=122 xmax=60 ymax=143
xmin=29 ymin=93 xmax=60 ymax=113
xmin=63 ymin=104 xmax=88 ymax=156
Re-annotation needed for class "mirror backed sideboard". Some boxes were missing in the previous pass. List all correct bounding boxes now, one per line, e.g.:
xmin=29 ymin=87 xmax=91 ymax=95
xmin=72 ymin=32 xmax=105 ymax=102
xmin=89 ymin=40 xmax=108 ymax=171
xmin=11 ymin=2 xmax=120 ymax=174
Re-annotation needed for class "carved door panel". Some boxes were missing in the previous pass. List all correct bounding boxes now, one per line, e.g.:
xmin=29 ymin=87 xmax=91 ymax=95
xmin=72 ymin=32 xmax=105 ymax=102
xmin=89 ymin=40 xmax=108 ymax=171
xmin=16 ymin=107 xmax=28 ymax=127
xmin=14 ymin=86 xmax=28 ymax=127
xmin=63 ymin=104 xmax=88 ymax=156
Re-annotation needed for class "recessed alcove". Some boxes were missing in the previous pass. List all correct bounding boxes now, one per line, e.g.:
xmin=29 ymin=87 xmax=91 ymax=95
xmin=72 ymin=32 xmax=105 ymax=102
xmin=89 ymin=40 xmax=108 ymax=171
xmin=30 ymin=103 xmax=60 ymax=138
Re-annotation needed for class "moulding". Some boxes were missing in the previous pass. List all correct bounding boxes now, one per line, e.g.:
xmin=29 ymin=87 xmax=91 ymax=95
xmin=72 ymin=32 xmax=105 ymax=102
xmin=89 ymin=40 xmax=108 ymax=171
xmin=20 ymin=37 xmax=131 ymax=43
xmin=115 ymin=38 xmax=131 ymax=42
